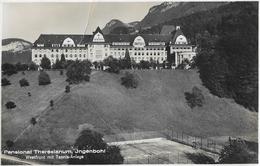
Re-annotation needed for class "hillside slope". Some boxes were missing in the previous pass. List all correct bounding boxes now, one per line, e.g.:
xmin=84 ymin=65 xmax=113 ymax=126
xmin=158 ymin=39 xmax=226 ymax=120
xmin=2 ymin=38 xmax=32 ymax=64
xmin=11 ymin=70 xmax=257 ymax=152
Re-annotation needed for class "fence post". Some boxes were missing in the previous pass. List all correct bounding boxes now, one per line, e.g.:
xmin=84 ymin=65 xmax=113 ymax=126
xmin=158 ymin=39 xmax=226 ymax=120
xmin=171 ymin=129 xmax=173 ymax=140
xmin=201 ymin=137 xmax=203 ymax=148
xmin=182 ymin=132 xmax=183 ymax=142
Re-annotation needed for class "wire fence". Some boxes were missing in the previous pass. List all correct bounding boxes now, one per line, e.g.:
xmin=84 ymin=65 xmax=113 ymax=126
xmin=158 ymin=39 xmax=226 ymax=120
xmin=124 ymin=152 xmax=193 ymax=164
xmin=160 ymin=129 xmax=223 ymax=154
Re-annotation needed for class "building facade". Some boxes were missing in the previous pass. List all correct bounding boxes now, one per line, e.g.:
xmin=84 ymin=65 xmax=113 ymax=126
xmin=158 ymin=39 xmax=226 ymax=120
xmin=32 ymin=26 xmax=196 ymax=67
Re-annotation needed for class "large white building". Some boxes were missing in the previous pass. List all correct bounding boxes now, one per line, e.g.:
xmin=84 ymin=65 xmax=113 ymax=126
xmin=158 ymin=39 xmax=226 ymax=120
xmin=32 ymin=26 xmax=196 ymax=67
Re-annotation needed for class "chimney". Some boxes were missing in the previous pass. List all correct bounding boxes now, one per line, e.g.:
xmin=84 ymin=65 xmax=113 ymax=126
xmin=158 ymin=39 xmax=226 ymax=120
xmin=176 ymin=26 xmax=180 ymax=30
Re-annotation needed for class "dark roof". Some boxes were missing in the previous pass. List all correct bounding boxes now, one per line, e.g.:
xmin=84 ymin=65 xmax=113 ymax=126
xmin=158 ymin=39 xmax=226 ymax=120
xmin=171 ymin=29 xmax=185 ymax=44
xmin=34 ymin=33 xmax=173 ymax=47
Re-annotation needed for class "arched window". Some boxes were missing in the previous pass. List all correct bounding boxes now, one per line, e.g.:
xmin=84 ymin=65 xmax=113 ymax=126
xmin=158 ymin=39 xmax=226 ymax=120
xmin=133 ymin=36 xmax=145 ymax=48
xmin=62 ymin=37 xmax=75 ymax=47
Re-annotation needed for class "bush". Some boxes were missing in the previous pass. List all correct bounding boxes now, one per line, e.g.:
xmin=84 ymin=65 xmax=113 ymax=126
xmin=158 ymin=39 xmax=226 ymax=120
xmin=103 ymin=56 xmax=121 ymax=74
xmin=121 ymin=72 xmax=138 ymax=88
xmin=2 ymin=63 xmax=17 ymax=76
xmin=6 ymin=140 xmax=14 ymax=148
xmin=40 ymin=56 xmax=51 ymax=69
xmin=29 ymin=62 xmax=38 ymax=71
xmin=38 ymin=71 xmax=51 ymax=85
xmin=16 ymin=63 xmax=28 ymax=71
xmin=185 ymin=86 xmax=205 ymax=108
xmin=5 ymin=101 xmax=16 ymax=109
xmin=19 ymin=78 xmax=29 ymax=87
xmin=50 ymin=100 xmax=54 ymax=107
xmin=60 ymin=70 xmax=63 ymax=75
xmin=2 ymin=78 xmax=11 ymax=86
xmin=219 ymin=138 xmax=257 ymax=163
xmin=65 ymin=85 xmax=70 ymax=93
xmin=68 ymin=129 xmax=123 ymax=164
xmin=66 ymin=60 xmax=91 ymax=84
xmin=30 ymin=117 xmax=37 ymax=125
xmin=185 ymin=152 xmax=215 ymax=164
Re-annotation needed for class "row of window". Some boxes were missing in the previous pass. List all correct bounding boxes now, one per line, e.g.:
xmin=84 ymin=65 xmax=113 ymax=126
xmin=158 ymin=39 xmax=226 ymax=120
xmin=111 ymin=47 xmax=165 ymax=51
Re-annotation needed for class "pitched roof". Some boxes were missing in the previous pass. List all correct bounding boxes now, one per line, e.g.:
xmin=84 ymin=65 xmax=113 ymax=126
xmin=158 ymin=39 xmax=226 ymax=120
xmin=34 ymin=33 xmax=173 ymax=46
xmin=171 ymin=29 xmax=185 ymax=44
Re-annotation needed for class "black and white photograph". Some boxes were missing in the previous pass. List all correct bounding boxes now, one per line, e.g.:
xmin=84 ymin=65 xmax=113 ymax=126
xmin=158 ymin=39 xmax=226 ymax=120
xmin=1 ymin=0 xmax=258 ymax=164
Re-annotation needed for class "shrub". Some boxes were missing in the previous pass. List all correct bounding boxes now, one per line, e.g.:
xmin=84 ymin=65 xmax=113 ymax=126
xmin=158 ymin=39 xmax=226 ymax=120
xmin=40 ymin=56 xmax=51 ymax=69
xmin=2 ymin=63 xmax=17 ymax=76
xmin=185 ymin=152 xmax=215 ymax=164
xmin=2 ymin=78 xmax=11 ymax=86
xmin=16 ymin=63 xmax=28 ymax=71
xmin=219 ymin=138 xmax=257 ymax=163
xmin=19 ymin=78 xmax=29 ymax=87
xmin=103 ymin=56 xmax=120 ymax=74
xmin=30 ymin=117 xmax=37 ymax=125
xmin=66 ymin=60 xmax=91 ymax=83
xmin=121 ymin=72 xmax=138 ymax=88
xmin=5 ymin=101 xmax=16 ymax=109
xmin=68 ymin=129 xmax=123 ymax=164
xmin=185 ymin=86 xmax=205 ymax=108
xmin=65 ymin=85 xmax=70 ymax=93
xmin=6 ymin=140 xmax=14 ymax=148
xmin=29 ymin=62 xmax=38 ymax=71
xmin=38 ymin=71 xmax=51 ymax=85
xmin=28 ymin=92 xmax=31 ymax=96
xmin=60 ymin=70 xmax=63 ymax=75
xmin=50 ymin=100 xmax=54 ymax=107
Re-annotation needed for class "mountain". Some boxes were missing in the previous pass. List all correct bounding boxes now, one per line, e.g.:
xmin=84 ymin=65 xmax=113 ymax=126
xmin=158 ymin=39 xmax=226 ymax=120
xmin=2 ymin=38 xmax=32 ymax=64
xmin=102 ymin=19 xmax=139 ymax=34
xmin=139 ymin=2 xmax=228 ymax=28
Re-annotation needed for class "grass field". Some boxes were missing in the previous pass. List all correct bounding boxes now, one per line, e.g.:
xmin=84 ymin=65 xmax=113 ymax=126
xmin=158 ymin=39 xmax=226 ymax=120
xmin=1 ymin=69 xmax=258 ymax=163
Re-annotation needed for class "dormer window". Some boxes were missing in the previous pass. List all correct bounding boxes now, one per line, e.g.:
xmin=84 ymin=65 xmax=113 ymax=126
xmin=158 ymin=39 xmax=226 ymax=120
xmin=93 ymin=32 xmax=105 ymax=42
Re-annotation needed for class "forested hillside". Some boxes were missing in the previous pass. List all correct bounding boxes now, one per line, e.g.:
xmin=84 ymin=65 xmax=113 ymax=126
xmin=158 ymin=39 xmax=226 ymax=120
xmin=141 ymin=2 xmax=258 ymax=112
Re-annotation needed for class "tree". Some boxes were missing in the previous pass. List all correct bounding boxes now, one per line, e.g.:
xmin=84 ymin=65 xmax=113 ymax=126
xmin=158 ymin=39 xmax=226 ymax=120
xmin=6 ymin=140 xmax=14 ymax=148
xmin=30 ymin=117 xmax=37 ymax=125
xmin=52 ymin=59 xmax=63 ymax=69
xmin=139 ymin=60 xmax=150 ymax=69
xmin=5 ymin=101 xmax=16 ymax=109
xmin=185 ymin=86 xmax=205 ymax=108
xmin=19 ymin=78 xmax=29 ymax=87
xmin=50 ymin=100 xmax=54 ymax=107
xmin=2 ymin=63 xmax=17 ymax=76
xmin=40 ymin=56 xmax=51 ymax=69
xmin=38 ymin=71 xmax=51 ymax=85
xmin=2 ymin=78 xmax=11 ymax=86
xmin=68 ymin=129 xmax=123 ymax=164
xmin=166 ymin=45 xmax=174 ymax=69
xmin=121 ymin=49 xmax=131 ymax=69
xmin=219 ymin=138 xmax=256 ymax=163
xmin=16 ymin=63 xmax=28 ymax=71
xmin=29 ymin=62 xmax=38 ymax=71
xmin=65 ymin=85 xmax=70 ymax=93
xmin=60 ymin=54 xmax=66 ymax=68
xmin=103 ymin=56 xmax=121 ymax=74
xmin=121 ymin=72 xmax=138 ymax=88
xmin=66 ymin=60 xmax=91 ymax=83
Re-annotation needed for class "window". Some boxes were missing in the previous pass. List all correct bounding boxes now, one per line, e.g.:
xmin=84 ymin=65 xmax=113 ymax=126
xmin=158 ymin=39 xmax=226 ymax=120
xmin=66 ymin=55 xmax=68 ymax=58
xmin=66 ymin=49 xmax=68 ymax=52
xmin=75 ymin=55 xmax=77 ymax=58
xmin=51 ymin=55 xmax=54 ymax=58
xmin=35 ymin=55 xmax=37 ymax=58
xmin=56 ymin=49 xmax=58 ymax=52
xmin=52 ymin=49 xmax=54 ymax=52
xmin=79 ymin=54 xmax=81 ymax=57
xmin=70 ymin=54 xmax=72 ymax=58
xmin=158 ymin=52 xmax=160 ymax=55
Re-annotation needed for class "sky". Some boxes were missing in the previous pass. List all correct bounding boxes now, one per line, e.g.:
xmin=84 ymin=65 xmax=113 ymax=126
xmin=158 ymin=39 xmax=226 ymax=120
xmin=2 ymin=2 xmax=161 ymax=42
